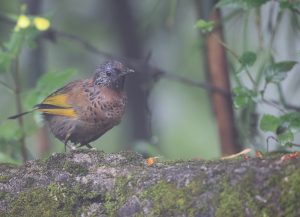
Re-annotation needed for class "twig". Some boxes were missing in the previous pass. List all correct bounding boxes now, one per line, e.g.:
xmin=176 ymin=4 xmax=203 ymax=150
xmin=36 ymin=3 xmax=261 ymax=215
xmin=262 ymin=99 xmax=286 ymax=113
xmin=53 ymin=30 xmax=115 ymax=59
xmin=2 ymin=12 xmax=300 ymax=112
xmin=255 ymin=8 xmax=264 ymax=50
xmin=0 ymin=79 xmax=14 ymax=92
xmin=262 ymin=99 xmax=300 ymax=112
xmin=0 ymin=13 xmax=14 ymax=25
xmin=12 ymin=57 xmax=28 ymax=162
xmin=0 ymin=13 xmax=231 ymax=97
xmin=270 ymin=100 xmax=300 ymax=112
xmin=154 ymin=69 xmax=231 ymax=97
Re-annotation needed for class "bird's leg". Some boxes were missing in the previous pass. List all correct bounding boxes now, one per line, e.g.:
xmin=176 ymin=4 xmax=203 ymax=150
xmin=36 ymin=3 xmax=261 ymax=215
xmin=67 ymin=143 xmax=77 ymax=151
xmin=85 ymin=144 xmax=94 ymax=149
xmin=64 ymin=140 xmax=68 ymax=152
xmin=64 ymin=134 xmax=76 ymax=151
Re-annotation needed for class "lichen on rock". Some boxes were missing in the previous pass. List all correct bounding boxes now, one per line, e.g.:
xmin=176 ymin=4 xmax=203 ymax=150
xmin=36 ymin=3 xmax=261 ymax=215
xmin=0 ymin=150 xmax=299 ymax=216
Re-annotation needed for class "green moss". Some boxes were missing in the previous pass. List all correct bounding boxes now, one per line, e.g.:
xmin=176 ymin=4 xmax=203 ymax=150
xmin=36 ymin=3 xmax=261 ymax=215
xmin=143 ymin=182 xmax=193 ymax=216
xmin=0 ymin=191 xmax=10 ymax=200
xmin=7 ymin=182 xmax=104 ymax=217
xmin=0 ymin=175 xmax=11 ymax=183
xmin=8 ymin=184 xmax=76 ymax=217
xmin=140 ymin=177 xmax=205 ymax=217
xmin=216 ymin=181 xmax=244 ymax=217
xmin=44 ymin=153 xmax=66 ymax=170
xmin=104 ymin=176 xmax=134 ymax=216
xmin=280 ymin=170 xmax=300 ymax=217
xmin=103 ymin=176 xmax=207 ymax=216
xmin=63 ymin=161 xmax=88 ymax=175
xmin=215 ymin=172 xmax=270 ymax=217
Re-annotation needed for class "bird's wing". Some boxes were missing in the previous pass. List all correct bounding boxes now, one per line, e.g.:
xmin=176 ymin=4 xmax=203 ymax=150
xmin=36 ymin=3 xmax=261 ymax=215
xmin=35 ymin=80 xmax=83 ymax=118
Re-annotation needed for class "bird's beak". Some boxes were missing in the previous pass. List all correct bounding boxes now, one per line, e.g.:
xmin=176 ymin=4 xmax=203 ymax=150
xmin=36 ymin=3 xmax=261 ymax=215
xmin=121 ymin=68 xmax=135 ymax=76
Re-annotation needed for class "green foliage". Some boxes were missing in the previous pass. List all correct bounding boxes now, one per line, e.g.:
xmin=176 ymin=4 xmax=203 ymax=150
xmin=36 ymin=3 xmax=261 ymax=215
xmin=229 ymin=37 xmax=297 ymax=148
xmin=194 ymin=19 xmax=215 ymax=33
xmin=231 ymin=54 xmax=298 ymax=149
xmin=265 ymin=61 xmax=297 ymax=84
xmin=279 ymin=0 xmax=300 ymax=11
xmin=260 ymin=113 xmax=300 ymax=146
xmin=0 ymin=10 xmax=72 ymax=162
xmin=260 ymin=114 xmax=280 ymax=133
xmin=233 ymin=87 xmax=256 ymax=109
xmin=25 ymin=69 xmax=77 ymax=109
xmin=239 ymin=51 xmax=257 ymax=67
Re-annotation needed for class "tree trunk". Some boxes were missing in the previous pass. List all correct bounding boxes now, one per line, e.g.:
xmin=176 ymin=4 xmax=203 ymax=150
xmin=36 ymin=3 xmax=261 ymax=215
xmin=107 ymin=0 xmax=152 ymax=147
xmin=195 ymin=0 xmax=240 ymax=155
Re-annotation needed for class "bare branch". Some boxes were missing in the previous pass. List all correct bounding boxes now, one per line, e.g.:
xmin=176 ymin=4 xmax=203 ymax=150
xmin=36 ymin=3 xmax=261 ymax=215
xmin=2 ymin=12 xmax=300 ymax=112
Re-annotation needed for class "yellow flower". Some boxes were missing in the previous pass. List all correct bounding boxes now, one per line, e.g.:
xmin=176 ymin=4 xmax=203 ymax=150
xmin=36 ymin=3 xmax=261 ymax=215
xmin=15 ymin=15 xmax=30 ymax=31
xmin=33 ymin=17 xmax=50 ymax=31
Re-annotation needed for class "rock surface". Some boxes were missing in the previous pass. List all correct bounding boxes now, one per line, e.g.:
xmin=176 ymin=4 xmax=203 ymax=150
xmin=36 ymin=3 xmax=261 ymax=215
xmin=0 ymin=150 xmax=299 ymax=216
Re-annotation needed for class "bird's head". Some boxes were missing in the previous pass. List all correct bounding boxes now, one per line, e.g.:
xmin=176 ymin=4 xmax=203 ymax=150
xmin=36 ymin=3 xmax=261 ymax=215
xmin=93 ymin=60 xmax=134 ymax=89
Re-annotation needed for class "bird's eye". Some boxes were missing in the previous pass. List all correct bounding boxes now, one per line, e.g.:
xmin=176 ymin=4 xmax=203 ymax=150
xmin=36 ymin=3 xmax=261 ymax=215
xmin=106 ymin=71 xmax=112 ymax=76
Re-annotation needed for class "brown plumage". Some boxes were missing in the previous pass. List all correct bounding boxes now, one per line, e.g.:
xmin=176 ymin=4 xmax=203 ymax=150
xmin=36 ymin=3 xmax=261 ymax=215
xmin=9 ymin=60 xmax=134 ymax=149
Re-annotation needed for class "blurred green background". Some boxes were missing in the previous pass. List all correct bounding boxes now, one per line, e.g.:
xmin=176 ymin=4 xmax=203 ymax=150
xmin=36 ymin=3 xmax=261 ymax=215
xmin=0 ymin=0 xmax=220 ymax=163
xmin=1 ymin=0 xmax=299 ymax=164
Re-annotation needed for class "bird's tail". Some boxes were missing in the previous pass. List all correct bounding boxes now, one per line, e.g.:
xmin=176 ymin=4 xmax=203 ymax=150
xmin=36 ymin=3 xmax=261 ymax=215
xmin=8 ymin=110 xmax=36 ymax=119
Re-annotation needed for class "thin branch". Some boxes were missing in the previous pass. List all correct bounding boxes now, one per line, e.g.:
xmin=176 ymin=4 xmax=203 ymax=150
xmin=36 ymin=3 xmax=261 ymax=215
xmin=12 ymin=57 xmax=28 ymax=162
xmin=290 ymin=7 xmax=300 ymax=16
xmin=153 ymin=68 xmax=231 ymax=97
xmin=262 ymin=99 xmax=300 ymax=112
xmin=0 ymin=13 xmax=230 ymax=97
xmin=53 ymin=30 xmax=114 ymax=59
xmin=255 ymin=8 xmax=264 ymax=50
xmin=2 ymin=12 xmax=300 ymax=112
xmin=0 ymin=13 xmax=14 ymax=25
xmin=0 ymin=79 xmax=14 ymax=92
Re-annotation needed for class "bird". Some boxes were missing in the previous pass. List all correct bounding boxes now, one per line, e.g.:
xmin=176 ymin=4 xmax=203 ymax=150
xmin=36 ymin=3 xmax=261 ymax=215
xmin=9 ymin=60 xmax=134 ymax=150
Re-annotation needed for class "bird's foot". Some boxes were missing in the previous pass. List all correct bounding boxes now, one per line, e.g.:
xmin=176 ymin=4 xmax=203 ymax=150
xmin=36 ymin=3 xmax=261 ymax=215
xmin=86 ymin=144 xmax=96 ymax=150
xmin=66 ymin=142 xmax=77 ymax=151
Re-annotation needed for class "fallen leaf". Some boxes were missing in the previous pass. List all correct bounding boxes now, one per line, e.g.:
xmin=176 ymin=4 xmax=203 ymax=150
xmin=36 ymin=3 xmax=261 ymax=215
xmin=255 ymin=151 xmax=263 ymax=159
xmin=221 ymin=148 xmax=252 ymax=160
xmin=146 ymin=157 xmax=159 ymax=166
xmin=243 ymin=154 xmax=250 ymax=160
xmin=280 ymin=152 xmax=299 ymax=163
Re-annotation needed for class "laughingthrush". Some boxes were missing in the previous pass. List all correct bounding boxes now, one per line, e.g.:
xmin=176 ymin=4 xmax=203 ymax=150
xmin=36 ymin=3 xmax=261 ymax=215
xmin=9 ymin=60 xmax=134 ymax=149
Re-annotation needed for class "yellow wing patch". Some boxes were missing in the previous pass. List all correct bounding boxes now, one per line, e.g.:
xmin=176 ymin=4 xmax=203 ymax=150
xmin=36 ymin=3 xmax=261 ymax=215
xmin=39 ymin=93 xmax=77 ymax=118
xmin=38 ymin=108 xmax=77 ymax=118
xmin=42 ymin=94 xmax=71 ymax=108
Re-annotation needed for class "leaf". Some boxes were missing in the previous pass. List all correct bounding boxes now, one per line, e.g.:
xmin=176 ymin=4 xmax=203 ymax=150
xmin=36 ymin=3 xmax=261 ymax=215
xmin=0 ymin=152 xmax=19 ymax=164
xmin=280 ymin=1 xmax=293 ymax=10
xmin=37 ymin=68 xmax=77 ymax=90
xmin=259 ymin=114 xmax=280 ymax=133
xmin=265 ymin=61 xmax=297 ymax=84
xmin=24 ymin=68 xmax=77 ymax=109
xmin=233 ymin=87 xmax=256 ymax=109
xmin=277 ymin=128 xmax=294 ymax=145
xmin=279 ymin=0 xmax=300 ymax=10
xmin=276 ymin=122 xmax=289 ymax=135
xmin=0 ymin=122 xmax=22 ymax=141
xmin=194 ymin=19 xmax=215 ymax=33
xmin=280 ymin=112 xmax=300 ymax=132
xmin=239 ymin=51 xmax=257 ymax=67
